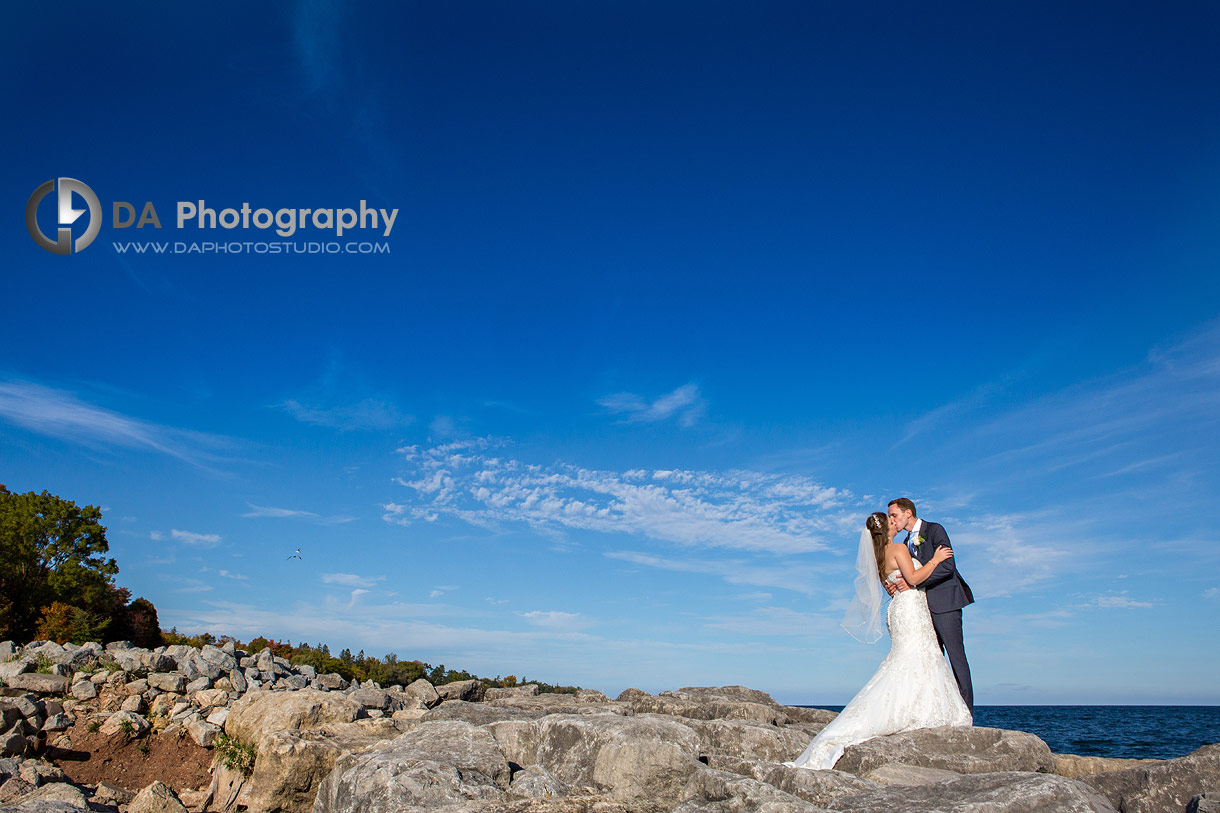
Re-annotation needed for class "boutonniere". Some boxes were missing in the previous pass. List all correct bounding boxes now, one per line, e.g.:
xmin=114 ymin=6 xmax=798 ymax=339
xmin=914 ymin=534 xmax=926 ymax=549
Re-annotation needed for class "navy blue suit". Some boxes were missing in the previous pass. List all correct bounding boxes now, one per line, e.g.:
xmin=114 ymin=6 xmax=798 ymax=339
xmin=908 ymin=520 xmax=974 ymax=713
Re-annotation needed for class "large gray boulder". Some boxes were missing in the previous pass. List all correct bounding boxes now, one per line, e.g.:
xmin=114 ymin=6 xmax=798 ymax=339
xmin=1054 ymin=753 xmax=1163 ymax=778
xmin=347 ymin=688 xmax=392 ymax=711
xmin=703 ymin=754 xmax=878 ymax=808
xmin=68 ymin=682 xmax=96 ymax=702
xmin=99 ymin=710 xmax=151 ymax=738
xmin=486 ymin=684 xmax=540 ymax=700
xmin=199 ymin=645 xmax=239 ymax=673
xmin=422 ymin=700 xmax=546 ymax=726
xmin=1189 ymin=793 xmax=1220 ymax=813
xmin=674 ymin=767 xmax=827 ymax=813
xmin=507 ymin=764 xmax=571 ymax=799
xmin=224 ymin=689 xmax=362 ymax=748
xmin=0 ymin=802 xmax=84 ymax=813
xmin=107 ymin=648 xmax=147 ymax=675
xmin=127 ymin=780 xmax=188 ymax=813
xmin=434 ymin=679 xmax=485 ymax=703
xmin=7 ymin=781 xmax=89 ymax=809
xmin=619 ymin=686 xmax=793 ymax=726
xmin=833 ymin=726 xmax=1055 ymax=776
xmin=486 ymin=693 xmax=630 ymax=717
xmin=487 ymin=712 xmax=703 ymax=812
xmin=240 ymin=718 xmax=406 ymax=813
xmin=18 ymin=644 xmax=68 ymax=666
xmin=827 ymin=770 xmax=1117 ymax=812
xmin=1 ymin=676 xmax=68 ymax=696
xmin=674 ymin=717 xmax=813 ymax=763
xmin=0 ymin=662 xmax=31 ymax=681
xmin=403 ymin=679 xmax=441 ymax=709
xmin=1083 ymin=743 xmax=1220 ymax=813
xmin=143 ymin=652 xmax=177 ymax=674
xmin=861 ymin=762 xmax=962 ymax=786
xmin=313 ymin=721 xmax=511 ymax=813
xmin=147 ymin=673 xmax=188 ymax=694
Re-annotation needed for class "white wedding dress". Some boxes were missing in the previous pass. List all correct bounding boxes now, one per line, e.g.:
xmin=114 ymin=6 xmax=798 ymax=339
xmin=786 ymin=561 xmax=972 ymax=770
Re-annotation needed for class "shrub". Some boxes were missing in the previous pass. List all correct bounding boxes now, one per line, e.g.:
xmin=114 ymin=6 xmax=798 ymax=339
xmin=213 ymin=732 xmax=256 ymax=774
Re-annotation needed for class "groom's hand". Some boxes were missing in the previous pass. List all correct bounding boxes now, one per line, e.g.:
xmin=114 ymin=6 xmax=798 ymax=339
xmin=885 ymin=577 xmax=910 ymax=596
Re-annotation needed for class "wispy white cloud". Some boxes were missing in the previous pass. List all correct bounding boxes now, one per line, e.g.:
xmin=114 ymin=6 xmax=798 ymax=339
xmin=218 ymin=570 xmax=248 ymax=581
xmin=1087 ymin=592 xmax=1161 ymax=609
xmin=384 ymin=438 xmax=849 ymax=555
xmin=956 ymin=324 xmax=1219 ymax=479
xmin=242 ymin=503 xmax=358 ymax=525
xmin=519 ymin=611 xmax=595 ymax=631
xmin=1204 ymin=588 xmax=1219 ymax=600
xmin=0 ymin=379 xmax=233 ymax=469
xmin=321 ymin=573 xmax=386 ymax=588
xmin=279 ymin=398 xmax=412 ymax=431
xmin=149 ymin=531 xmax=165 ymax=541
xmin=598 ymin=383 xmax=707 ymax=428
xmin=606 ymin=550 xmax=827 ymax=597
xmin=170 ymin=529 xmax=222 ymax=547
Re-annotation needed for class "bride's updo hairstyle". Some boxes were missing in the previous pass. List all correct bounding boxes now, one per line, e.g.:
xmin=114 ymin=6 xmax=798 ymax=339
xmin=866 ymin=512 xmax=889 ymax=582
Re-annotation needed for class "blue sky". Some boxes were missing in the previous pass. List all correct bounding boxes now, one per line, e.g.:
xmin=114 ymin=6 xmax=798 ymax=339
xmin=2 ymin=2 xmax=1219 ymax=704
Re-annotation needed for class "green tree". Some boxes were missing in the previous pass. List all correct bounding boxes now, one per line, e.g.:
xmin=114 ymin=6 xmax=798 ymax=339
xmin=0 ymin=486 xmax=117 ymax=642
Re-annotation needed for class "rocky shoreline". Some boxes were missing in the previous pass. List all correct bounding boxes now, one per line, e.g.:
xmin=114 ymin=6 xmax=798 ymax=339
xmin=2 ymin=639 xmax=1217 ymax=812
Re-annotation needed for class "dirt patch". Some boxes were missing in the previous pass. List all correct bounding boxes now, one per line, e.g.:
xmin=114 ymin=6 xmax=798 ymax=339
xmin=45 ymin=725 xmax=214 ymax=795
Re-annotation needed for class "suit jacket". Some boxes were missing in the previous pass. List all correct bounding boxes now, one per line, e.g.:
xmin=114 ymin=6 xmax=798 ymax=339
xmin=909 ymin=520 xmax=974 ymax=614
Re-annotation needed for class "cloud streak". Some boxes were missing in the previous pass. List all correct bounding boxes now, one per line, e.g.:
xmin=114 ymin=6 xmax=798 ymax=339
xmin=0 ymin=379 xmax=233 ymax=469
xmin=170 ymin=529 xmax=222 ymax=547
xmin=243 ymin=503 xmax=358 ymax=525
xmin=384 ymin=438 xmax=850 ymax=555
xmin=279 ymin=398 xmax=413 ymax=431
xmin=598 ymin=383 xmax=707 ymax=428
xmin=322 ymin=573 xmax=386 ymax=588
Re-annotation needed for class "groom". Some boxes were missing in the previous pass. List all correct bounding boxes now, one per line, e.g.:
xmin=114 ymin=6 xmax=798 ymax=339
xmin=887 ymin=497 xmax=975 ymax=714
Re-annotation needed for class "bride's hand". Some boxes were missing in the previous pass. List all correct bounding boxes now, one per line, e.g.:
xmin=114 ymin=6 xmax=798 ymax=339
xmin=930 ymin=545 xmax=954 ymax=565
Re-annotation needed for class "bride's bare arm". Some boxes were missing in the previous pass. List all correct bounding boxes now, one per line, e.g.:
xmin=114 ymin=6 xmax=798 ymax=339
xmin=892 ymin=544 xmax=953 ymax=587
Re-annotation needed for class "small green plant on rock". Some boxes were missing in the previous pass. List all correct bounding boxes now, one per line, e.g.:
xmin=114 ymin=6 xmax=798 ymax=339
xmin=86 ymin=719 xmax=101 ymax=733
xmin=213 ymin=732 xmax=255 ymax=775
xmin=117 ymin=716 xmax=136 ymax=741
xmin=35 ymin=654 xmax=54 ymax=673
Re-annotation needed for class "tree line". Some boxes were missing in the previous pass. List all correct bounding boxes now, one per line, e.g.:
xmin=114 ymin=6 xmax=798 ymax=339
xmin=0 ymin=486 xmax=578 ymax=693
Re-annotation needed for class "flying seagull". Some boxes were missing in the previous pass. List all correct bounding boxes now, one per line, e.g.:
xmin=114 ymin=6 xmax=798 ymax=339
xmin=287 ymin=548 xmax=302 ymax=560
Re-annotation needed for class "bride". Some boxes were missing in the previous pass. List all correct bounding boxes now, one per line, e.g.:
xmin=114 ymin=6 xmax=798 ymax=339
xmin=786 ymin=512 xmax=972 ymax=770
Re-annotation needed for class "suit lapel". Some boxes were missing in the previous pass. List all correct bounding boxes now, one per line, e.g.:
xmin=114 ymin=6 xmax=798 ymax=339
xmin=913 ymin=520 xmax=931 ymax=565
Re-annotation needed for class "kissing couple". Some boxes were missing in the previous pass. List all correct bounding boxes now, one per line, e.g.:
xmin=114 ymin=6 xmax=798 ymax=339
xmin=786 ymin=498 xmax=975 ymax=770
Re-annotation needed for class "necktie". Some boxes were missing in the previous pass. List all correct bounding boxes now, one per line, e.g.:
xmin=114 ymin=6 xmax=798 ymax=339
xmin=904 ymin=532 xmax=913 ymax=555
